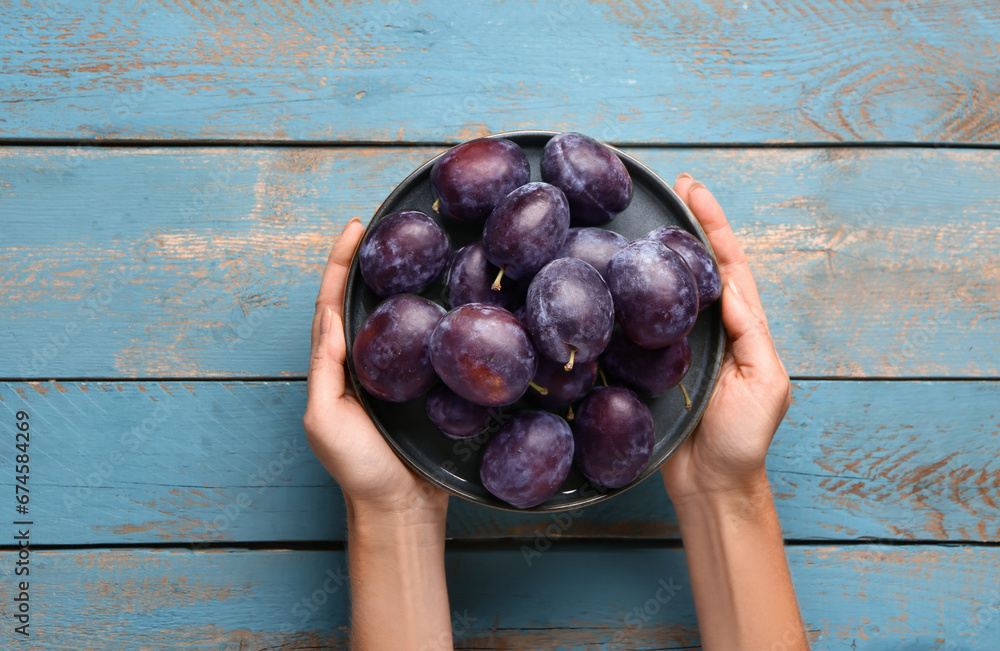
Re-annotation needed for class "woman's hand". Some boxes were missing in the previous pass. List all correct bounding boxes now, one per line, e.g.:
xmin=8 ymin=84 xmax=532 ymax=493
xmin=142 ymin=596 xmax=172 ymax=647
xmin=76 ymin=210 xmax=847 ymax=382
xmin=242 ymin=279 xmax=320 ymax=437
xmin=304 ymin=219 xmax=454 ymax=650
xmin=660 ymin=174 xmax=792 ymax=505
xmin=659 ymin=175 xmax=807 ymax=651
xmin=303 ymin=218 xmax=448 ymax=521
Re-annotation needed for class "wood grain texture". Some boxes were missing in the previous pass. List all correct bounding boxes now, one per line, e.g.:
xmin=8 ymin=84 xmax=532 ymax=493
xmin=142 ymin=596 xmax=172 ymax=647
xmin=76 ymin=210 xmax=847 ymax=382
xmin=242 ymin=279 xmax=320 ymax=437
xmin=2 ymin=146 xmax=998 ymax=379
xmin=2 ymin=2 xmax=995 ymax=646
xmin=0 ymin=546 xmax=997 ymax=649
xmin=2 ymin=1 xmax=999 ymax=144
xmin=1 ymin=380 xmax=996 ymax=545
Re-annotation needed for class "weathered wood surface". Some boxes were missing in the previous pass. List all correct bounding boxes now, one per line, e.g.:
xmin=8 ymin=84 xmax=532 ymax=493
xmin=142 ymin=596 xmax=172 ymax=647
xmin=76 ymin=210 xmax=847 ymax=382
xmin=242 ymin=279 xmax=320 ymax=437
xmin=4 ymin=0 xmax=997 ymax=648
xmin=1 ymin=380 xmax=996 ymax=545
xmin=3 ymin=146 xmax=998 ymax=379
xmin=3 ymin=1 xmax=999 ymax=144
xmin=0 ymin=546 xmax=996 ymax=649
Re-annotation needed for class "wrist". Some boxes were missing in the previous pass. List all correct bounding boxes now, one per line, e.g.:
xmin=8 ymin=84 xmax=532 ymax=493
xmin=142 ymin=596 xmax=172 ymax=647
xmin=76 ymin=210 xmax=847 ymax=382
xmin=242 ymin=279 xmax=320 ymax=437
xmin=347 ymin=490 xmax=449 ymax=547
xmin=344 ymin=476 xmax=449 ymax=522
xmin=669 ymin=469 xmax=775 ymax=527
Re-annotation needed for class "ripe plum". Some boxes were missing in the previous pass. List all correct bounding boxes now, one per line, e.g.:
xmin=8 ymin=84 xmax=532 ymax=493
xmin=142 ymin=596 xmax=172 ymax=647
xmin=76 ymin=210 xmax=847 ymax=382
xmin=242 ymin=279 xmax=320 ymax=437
xmin=480 ymin=411 xmax=574 ymax=508
xmin=647 ymin=226 xmax=721 ymax=311
xmin=359 ymin=210 xmax=451 ymax=298
xmin=352 ymin=294 xmax=445 ymax=402
xmin=524 ymin=257 xmax=614 ymax=370
xmin=573 ymin=386 xmax=654 ymax=488
xmin=606 ymin=239 xmax=698 ymax=348
xmin=557 ymin=227 xmax=628 ymax=280
xmin=425 ymin=384 xmax=493 ymax=440
xmin=444 ymin=241 xmax=522 ymax=310
xmin=483 ymin=182 xmax=570 ymax=285
xmin=542 ymin=132 xmax=632 ymax=226
xmin=429 ymin=303 xmax=537 ymax=407
xmin=431 ymin=138 xmax=530 ymax=223
xmin=526 ymin=356 xmax=598 ymax=409
xmin=602 ymin=334 xmax=691 ymax=397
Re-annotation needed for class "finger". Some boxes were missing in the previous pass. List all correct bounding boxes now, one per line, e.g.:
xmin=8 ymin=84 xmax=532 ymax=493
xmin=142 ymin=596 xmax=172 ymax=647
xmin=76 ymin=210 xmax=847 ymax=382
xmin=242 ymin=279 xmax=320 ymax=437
xmin=673 ymin=172 xmax=695 ymax=207
xmin=686 ymin=181 xmax=767 ymax=321
xmin=311 ymin=218 xmax=365 ymax=358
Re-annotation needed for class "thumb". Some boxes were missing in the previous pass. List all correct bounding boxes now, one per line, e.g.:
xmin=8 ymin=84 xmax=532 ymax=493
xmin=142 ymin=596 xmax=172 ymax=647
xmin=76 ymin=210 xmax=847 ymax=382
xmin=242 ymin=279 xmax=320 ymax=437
xmin=306 ymin=306 xmax=349 ymax=419
xmin=721 ymin=278 xmax=782 ymax=375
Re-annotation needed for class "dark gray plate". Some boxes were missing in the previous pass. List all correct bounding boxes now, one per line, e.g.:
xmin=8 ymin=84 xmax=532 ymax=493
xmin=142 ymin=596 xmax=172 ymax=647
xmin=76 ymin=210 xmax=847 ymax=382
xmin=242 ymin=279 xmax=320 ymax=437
xmin=344 ymin=130 xmax=725 ymax=512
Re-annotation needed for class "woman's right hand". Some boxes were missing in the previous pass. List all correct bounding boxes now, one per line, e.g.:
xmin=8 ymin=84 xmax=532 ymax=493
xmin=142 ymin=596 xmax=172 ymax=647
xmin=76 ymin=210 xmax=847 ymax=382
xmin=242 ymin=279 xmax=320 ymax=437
xmin=660 ymin=174 xmax=792 ymax=506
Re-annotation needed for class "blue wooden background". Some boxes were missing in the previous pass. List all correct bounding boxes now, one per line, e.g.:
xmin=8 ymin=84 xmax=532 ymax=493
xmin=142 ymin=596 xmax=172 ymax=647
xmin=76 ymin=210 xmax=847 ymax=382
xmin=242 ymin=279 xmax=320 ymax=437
xmin=1 ymin=1 xmax=999 ymax=649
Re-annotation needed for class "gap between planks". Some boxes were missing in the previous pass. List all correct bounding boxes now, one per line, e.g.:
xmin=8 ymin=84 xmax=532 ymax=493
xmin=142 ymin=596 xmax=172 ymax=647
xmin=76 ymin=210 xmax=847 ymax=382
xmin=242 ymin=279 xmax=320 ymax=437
xmin=1 ymin=376 xmax=997 ymax=383
xmin=2 ymin=139 xmax=1000 ymax=150
xmin=2 ymin=538 xmax=999 ymax=554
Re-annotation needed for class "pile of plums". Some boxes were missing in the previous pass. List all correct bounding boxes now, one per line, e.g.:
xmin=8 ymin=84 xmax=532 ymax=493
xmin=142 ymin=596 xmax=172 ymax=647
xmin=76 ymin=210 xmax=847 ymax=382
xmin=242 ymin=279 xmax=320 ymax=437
xmin=351 ymin=133 xmax=720 ymax=509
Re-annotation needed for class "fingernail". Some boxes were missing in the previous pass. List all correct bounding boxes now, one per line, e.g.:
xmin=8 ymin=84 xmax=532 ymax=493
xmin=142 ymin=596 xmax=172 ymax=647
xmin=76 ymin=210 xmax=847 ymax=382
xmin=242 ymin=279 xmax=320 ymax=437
xmin=676 ymin=172 xmax=693 ymax=183
xmin=349 ymin=217 xmax=363 ymax=226
xmin=689 ymin=181 xmax=706 ymax=193
xmin=320 ymin=307 xmax=332 ymax=335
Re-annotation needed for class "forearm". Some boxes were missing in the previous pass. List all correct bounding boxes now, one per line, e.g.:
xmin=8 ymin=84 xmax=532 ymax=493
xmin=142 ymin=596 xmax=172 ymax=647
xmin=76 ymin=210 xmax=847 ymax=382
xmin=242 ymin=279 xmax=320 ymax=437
xmin=346 ymin=498 xmax=452 ymax=651
xmin=672 ymin=474 xmax=808 ymax=651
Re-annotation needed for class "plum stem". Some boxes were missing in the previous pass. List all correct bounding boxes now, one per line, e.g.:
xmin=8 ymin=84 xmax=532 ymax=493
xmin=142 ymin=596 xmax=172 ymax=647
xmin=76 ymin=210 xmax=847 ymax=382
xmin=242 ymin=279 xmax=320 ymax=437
xmin=491 ymin=266 xmax=505 ymax=291
xmin=598 ymin=367 xmax=608 ymax=387
xmin=529 ymin=381 xmax=549 ymax=396
xmin=431 ymin=198 xmax=440 ymax=214
xmin=678 ymin=382 xmax=692 ymax=411
xmin=566 ymin=404 xmax=575 ymax=421
xmin=564 ymin=346 xmax=576 ymax=372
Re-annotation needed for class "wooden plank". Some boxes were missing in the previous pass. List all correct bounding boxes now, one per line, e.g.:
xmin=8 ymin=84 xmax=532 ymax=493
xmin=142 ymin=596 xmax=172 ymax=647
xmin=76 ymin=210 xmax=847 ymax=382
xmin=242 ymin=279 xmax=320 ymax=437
xmin=1 ymin=380 xmax=996 ymax=545
xmin=2 ymin=1 xmax=999 ymax=144
xmin=0 ymin=546 xmax=997 ymax=649
xmin=2 ymin=146 xmax=998 ymax=378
